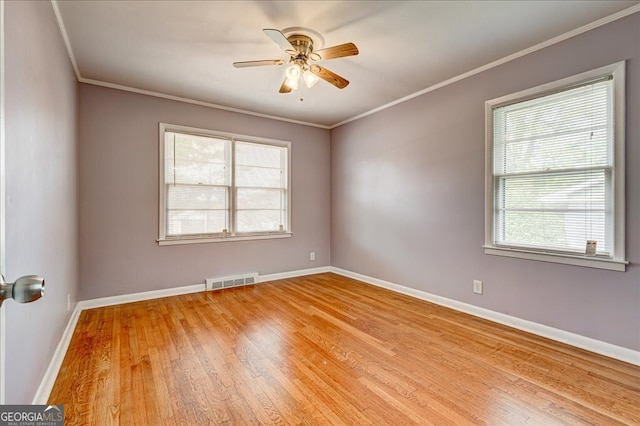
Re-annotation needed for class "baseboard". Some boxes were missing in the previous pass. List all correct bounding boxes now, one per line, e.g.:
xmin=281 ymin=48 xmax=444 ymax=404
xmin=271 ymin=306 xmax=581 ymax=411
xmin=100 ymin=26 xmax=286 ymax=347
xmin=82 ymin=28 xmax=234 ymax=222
xmin=32 ymin=303 xmax=83 ymax=404
xmin=330 ymin=267 xmax=640 ymax=366
xmin=78 ymin=267 xmax=333 ymax=310
xmin=260 ymin=266 xmax=332 ymax=283
xmin=79 ymin=283 xmax=205 ymax=311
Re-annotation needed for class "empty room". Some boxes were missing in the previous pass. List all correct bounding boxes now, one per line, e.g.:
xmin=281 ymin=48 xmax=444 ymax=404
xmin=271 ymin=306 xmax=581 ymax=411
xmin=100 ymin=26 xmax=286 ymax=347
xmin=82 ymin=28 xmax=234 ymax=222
xmin=1 ymin=0 xmax=639 ymax=424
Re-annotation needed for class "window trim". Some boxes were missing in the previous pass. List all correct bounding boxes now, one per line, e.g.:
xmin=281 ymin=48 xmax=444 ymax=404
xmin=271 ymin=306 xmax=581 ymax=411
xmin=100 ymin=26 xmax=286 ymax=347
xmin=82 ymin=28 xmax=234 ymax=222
xmin=158 ymin=123 xmax=292 ymax=245
xmin=484 ymin=62 xmax=627 ymax=271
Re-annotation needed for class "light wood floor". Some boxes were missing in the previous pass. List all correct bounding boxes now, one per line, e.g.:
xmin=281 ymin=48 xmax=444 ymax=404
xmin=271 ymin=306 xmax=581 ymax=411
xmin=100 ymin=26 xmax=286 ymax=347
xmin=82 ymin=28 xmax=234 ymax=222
xmin=49 ymin=273 xmax=640 ymax=425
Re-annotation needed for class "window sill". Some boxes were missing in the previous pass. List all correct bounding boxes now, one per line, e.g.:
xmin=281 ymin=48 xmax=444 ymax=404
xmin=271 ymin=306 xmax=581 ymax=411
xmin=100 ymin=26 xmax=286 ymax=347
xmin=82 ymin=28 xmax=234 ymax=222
xmin=158 ymin=232 xmax=292 ymax=246
xmin=483 ymin=246 xmax=628 ymax=272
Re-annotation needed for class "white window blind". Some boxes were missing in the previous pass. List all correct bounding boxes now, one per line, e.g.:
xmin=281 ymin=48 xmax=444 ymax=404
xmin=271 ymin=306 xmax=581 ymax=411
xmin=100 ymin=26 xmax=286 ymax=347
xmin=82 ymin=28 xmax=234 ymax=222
xmin=160 ymin=124 xmax=290 ymax=243
xmin=165 ymin=132 xmax=230 ymax=237
xmin=235 ymin=141 xmax=288 ymax=233
xmin=492 ymin=77 xmax=614 ymax=257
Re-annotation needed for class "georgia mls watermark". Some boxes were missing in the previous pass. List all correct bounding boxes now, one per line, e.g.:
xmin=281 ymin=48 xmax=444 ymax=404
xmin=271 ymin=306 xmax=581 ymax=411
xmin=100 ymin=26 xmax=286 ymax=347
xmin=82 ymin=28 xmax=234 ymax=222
xmin=0 ymin=405 xmax=63 ymax=426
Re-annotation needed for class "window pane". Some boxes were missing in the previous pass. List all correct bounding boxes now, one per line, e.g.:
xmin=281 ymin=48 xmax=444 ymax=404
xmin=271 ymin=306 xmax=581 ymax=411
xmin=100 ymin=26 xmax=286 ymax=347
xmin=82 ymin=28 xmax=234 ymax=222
xmin=165 ymin=132 xmax=228 ymax=185
xmin=168 ymin=161 xmax=227 ymax=185
xmin=236 ymin=142 xmax=282 ymax=168
xmin=167 ymin=185 xmax=227 ymax=210
xmin=498 ymin=211 xmax=607 ymax=254
xmin=235 ymin=141 xmax=287 ymax=188
xmin=500 ymin=171 xmax=606 ymax=210
xmin=236 ymin=165 xmax=283 ymax=188
xmin=167 ymin=210 xmax=227 ymax=236
xmin=236 ymin=188 xmax=283 ymax=209
xmin=496 ymin=171 xmax=609 ymax=253
xmin=496 ymin=128 xmax=608 ymax=175
xmin=502 ymin=84 xmax=609 ymax=142
xmin=236 ymin=210 xmax=281 ymax=233
xmin=494 ymin=80 xmax=611 ymax=175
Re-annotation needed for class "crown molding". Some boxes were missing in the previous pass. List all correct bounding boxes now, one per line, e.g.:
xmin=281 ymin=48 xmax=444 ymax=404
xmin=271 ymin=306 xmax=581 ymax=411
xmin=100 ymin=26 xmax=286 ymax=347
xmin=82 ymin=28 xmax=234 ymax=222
xmin=331 ymin=4 xmax=640 ymax=128
xmin=50 ymin=1 xmax=639 ymax=130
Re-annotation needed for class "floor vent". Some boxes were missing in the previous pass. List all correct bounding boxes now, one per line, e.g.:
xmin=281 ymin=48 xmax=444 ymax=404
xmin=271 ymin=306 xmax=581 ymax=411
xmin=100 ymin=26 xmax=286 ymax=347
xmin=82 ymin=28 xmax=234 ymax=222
xmin=205 ymin=272 xmax=259 ymax=291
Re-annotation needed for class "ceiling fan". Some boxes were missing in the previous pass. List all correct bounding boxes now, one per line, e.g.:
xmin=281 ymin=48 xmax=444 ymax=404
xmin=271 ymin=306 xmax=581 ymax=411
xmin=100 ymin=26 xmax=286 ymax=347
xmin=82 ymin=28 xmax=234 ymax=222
xmin=233 ymin=28 xmax=359 ymax=93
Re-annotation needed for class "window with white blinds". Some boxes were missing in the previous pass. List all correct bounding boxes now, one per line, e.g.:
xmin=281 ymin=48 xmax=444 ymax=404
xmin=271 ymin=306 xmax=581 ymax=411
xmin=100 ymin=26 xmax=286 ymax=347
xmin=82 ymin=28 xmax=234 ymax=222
xmin=485 ymin=62 xmax=627 ymax=271
xmin=158 ymin=124 xmax=290 ymax=244
xmin=165 ymin=132 xmax=230 ymax=237
xmin=235 ymin=141 xmax=288 ymax=233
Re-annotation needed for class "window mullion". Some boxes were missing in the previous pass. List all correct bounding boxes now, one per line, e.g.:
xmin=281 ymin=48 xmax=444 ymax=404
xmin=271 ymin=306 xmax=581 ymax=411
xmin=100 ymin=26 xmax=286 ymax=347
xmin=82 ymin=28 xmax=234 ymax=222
xmin=229 ymin=139 xmax=236 ymax=235
xmin=495 ymin=165 xmax=611 ymax=179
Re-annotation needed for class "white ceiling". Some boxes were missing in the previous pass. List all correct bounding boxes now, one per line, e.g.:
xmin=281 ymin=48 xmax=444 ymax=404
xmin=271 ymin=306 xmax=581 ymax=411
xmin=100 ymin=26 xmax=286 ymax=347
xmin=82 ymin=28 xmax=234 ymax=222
xmin=54 ymin=1 xmax=639 ymax=128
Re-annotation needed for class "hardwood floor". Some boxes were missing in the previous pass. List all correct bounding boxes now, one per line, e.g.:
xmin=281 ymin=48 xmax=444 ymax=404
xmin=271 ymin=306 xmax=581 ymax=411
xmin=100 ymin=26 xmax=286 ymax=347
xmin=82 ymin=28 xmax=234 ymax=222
xmin=49 ymin=273 xmax=640 ymax=425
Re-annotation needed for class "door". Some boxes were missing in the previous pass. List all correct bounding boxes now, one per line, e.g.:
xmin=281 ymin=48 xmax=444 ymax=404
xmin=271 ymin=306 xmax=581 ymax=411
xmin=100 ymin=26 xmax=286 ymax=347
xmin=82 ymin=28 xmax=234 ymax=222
xmin=0 ymin=0 xmax=6 ymax=404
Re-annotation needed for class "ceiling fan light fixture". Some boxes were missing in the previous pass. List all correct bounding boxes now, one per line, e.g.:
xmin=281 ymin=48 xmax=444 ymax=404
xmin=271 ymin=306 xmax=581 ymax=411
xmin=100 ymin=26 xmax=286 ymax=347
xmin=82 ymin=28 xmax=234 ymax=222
xmin=284 ymin=63 xmax=302 ymax=90
xmin=285 ymin=78 xmax=299 ymax=91
xmin=285 ymin=64 xmax=301 ymax=80
xmin=303 ymin=69 xmax=319 ymax=88
xmin=285 ymin=78 xmax=299 ymax=90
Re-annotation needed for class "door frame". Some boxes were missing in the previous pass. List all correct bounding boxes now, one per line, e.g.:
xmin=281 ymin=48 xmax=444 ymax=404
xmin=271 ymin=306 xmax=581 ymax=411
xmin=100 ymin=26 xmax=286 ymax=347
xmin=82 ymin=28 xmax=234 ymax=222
xmin=1 ymin=0 xmax=7 ymax=405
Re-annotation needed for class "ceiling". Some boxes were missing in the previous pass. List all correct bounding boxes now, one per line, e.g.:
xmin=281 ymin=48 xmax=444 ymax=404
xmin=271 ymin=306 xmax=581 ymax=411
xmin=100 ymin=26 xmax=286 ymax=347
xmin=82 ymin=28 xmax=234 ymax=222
xmin=54 ymin=1 xmax=639 ymax=128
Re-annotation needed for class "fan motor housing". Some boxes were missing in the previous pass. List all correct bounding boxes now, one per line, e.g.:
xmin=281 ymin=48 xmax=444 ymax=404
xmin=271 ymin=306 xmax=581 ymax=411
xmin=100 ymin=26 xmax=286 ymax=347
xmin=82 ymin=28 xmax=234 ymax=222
xmin=286 ymin=34 xmax=314 ymax=57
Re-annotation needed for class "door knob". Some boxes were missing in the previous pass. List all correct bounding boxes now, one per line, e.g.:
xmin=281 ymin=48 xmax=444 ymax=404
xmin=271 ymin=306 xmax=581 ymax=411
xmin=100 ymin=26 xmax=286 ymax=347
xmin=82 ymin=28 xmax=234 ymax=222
xmin=0 ymin=275 xmax=45 ymax=307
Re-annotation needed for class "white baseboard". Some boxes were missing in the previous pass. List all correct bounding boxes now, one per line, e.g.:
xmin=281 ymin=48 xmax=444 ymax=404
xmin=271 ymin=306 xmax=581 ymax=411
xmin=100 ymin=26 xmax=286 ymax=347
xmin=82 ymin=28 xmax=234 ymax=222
xmin=32 ymin=303 xmax=82 ymax=404
xmin=330 ymin=267 xmax=640 ymax=366
xmin=79 ymin=283 xmax=205 ymax=311
xmin=260 ymin=266 xmax=332 ymax=283
xmin=77 ymin=266 xmax=333 ymax=311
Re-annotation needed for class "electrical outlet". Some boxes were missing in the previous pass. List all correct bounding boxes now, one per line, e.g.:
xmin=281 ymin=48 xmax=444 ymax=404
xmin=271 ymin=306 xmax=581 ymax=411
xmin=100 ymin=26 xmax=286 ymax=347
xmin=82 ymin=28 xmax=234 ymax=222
xmin=67 ymin=293 xmax=71 ymax=312
xmin=473 ymin=280 xmax=483 ymax=295
xmin=309 ymin=251 xmax=316 ymax=261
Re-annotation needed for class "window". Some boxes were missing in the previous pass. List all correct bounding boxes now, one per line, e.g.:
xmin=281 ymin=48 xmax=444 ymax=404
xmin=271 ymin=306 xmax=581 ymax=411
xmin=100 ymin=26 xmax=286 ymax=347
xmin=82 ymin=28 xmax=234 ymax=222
xmin=158 ymin=123 xmax=291 ymax=245
xmin=485 ymin=62 xmax=627 ymax=271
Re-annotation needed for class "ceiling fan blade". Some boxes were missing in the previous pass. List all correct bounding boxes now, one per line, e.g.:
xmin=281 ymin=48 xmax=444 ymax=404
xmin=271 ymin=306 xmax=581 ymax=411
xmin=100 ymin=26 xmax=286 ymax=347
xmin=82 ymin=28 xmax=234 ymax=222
xmin=310 ymin=64 xmax=349 ymax=89
xmin=279 ymin=77 xmax=292 ymax=94
xmin=263 ymin=28 xmax=296 ymax=54
xmin=233 ymin=59 xmax=285 ymax=68
xmin=312 ymin=42 xmax=359 ymax=61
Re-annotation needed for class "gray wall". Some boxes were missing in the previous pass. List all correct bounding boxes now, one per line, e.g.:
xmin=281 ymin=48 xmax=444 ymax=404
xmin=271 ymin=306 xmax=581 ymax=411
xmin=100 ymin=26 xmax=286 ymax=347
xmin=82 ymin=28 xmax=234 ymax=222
xmin=331 ymin=13 xmax=640 ymax=351
xmin=78 ymin=84 xmax=331 ymax=300
xmin=4 ymin=1 xmax=79 ymax=403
